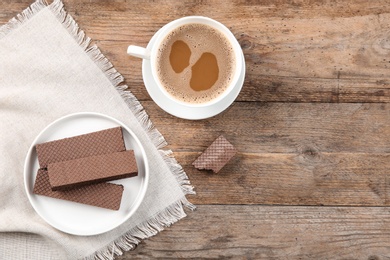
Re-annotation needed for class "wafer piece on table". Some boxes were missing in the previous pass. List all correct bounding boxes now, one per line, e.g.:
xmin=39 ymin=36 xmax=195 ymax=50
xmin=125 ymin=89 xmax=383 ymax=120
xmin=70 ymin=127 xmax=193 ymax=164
xmin=47 ymin=150 xmax=138 ymax=190
xmin=33 ymin=169 xmax=123 ymax=210
xmin=35 ymin=126 xmax=125 ymax=168
xmin=192 ymin=135 xmax=236 ymax=173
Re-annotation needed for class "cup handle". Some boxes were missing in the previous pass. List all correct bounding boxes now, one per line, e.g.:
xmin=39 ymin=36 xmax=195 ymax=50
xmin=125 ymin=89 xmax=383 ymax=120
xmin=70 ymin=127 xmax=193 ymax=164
xmin=127 ymin=45 xmax=151 ymax=59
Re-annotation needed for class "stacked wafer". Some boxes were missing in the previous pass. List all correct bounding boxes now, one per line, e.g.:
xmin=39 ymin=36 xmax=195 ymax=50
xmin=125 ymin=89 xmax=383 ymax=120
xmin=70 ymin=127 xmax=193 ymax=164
xmin=33 ymin=127 xmax=138 ymax=210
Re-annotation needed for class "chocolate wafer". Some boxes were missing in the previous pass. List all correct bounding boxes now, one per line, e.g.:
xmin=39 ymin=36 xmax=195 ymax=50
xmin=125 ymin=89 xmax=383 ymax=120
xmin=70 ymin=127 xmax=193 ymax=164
xmin=36 ymin=126 xmax=125 ymax=168
xmin=33 ymin=169 xmax=123 ymax=210
xmin=192 ymin=135 xmax=236 ymax=173
xmin=47 ymin=150 xmax=138 ymax=190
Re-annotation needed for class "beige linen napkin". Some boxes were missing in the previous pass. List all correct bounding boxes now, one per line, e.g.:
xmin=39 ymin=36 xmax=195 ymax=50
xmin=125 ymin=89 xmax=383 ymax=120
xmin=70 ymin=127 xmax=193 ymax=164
xmin=0 ymin=0 xmax=195 ymax=259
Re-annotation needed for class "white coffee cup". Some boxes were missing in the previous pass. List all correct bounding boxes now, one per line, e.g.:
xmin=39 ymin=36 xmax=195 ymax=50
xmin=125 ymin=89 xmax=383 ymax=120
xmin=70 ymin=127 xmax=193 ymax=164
xmin=127 ymin=16 xmax=245 ymax=119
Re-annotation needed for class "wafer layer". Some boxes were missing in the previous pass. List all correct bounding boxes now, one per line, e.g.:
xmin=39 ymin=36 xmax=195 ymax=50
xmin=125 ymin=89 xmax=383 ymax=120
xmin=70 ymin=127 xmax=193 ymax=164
xmin=33 ymin=169 xmax=124 ymax=210
xmin=36 ymin=127 xmax=125 ymax=168
xmin=192 ymin=135 xmax=236 ymax=173
xmin=47 ymin=150 xmax=138 ymax=190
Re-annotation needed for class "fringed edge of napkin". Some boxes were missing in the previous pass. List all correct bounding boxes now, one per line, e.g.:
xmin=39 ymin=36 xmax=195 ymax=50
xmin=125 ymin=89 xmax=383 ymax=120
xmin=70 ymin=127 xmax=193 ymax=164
xmin=0 ymin=0 xmax=195 ymax=259
xmin=0 ymin=0 xmax=47 ymax=39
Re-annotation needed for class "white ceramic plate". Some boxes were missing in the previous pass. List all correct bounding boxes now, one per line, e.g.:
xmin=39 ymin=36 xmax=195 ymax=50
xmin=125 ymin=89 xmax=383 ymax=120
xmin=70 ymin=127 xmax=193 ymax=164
xmin=142 ymin=26 xmax=246 ymax=120
xmin=24 ymin=112 xmax=149 ymax=236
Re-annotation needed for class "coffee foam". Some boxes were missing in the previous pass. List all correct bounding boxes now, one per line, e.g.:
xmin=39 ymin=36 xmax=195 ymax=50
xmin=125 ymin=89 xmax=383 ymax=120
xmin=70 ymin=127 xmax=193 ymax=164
xmin=156 ymin=23 xmax=235 ymax=104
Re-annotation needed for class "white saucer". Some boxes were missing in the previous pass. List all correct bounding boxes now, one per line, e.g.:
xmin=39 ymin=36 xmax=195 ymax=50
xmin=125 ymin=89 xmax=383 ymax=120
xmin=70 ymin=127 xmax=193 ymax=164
xmin=142 ymin=27 xmax=245 ymax=120
xmin=24 ymin=112 xmax=149 ymax=236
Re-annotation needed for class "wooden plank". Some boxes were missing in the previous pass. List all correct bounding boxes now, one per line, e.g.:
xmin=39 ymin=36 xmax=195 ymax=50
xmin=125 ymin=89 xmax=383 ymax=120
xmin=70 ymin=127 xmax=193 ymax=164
xmin=85 ymin=39 xmax=390 ymax=103
xmin=142 ymin=101 xmax=390 ymax=206
xmin=118 ymin=205 xmax=390 ymax=259
xmin=237 ymin=76 xmax=390 ymax=103
xmin=138 ymin=101 xmax=390 ymax=206
xmin=0 ymin=1 xmax=390 ymax=102
xmin=69 ymin=0 xmax=390 ymax=102
xmin=143 ymin=102 xmax=390 ymax=154
xmin=180 ymin=152 xmax=390 ymax=206
xmin=1 ymin=1 xmax=390 ymax=102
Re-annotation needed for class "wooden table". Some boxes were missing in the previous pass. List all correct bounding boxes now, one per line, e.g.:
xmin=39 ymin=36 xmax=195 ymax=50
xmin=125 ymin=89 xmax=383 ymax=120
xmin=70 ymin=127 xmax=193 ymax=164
xmin=2 ymin=1 xmax=390 ymax=258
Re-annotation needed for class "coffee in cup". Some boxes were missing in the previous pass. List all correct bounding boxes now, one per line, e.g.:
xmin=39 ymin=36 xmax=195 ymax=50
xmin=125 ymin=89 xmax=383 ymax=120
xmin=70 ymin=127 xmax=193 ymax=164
xmin=156 ymin=23 xmax=236 ymax=104
xmin=127 ymin=16 xmax=245 ymax=119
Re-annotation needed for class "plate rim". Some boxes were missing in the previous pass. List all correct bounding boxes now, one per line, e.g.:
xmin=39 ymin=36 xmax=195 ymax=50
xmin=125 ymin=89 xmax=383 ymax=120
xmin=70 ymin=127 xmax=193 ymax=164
xmin=23 ymin=112 xmax=149 ymax=236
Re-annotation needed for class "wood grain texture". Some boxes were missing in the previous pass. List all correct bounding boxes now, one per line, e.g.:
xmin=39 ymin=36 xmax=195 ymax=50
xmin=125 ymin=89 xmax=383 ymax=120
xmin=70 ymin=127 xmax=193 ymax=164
xmin=144 ymin=102 xmax=390 ymax=154
xmin=1 ymin=0 xmax=390 ymax=259
xmin=118 ymin=205 xmax=390 ymax=259
xmin=72 ymin=0 xmax=390 ymax=102
xmin=181 ymin=152 xmax=390 ymax=206
xmin=2 ymin=0 xmax=389 ymax=102
xmin=142 ymin=102 xmax=390 ymax=206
